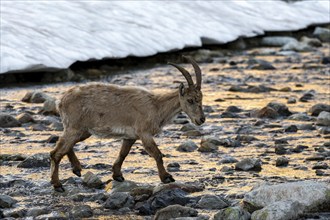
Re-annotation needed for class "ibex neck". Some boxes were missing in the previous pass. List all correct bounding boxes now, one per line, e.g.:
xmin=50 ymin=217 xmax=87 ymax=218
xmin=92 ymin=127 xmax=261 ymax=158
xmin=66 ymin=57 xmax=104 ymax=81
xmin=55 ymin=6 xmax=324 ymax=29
xmin=156 ymin=90 xmax=181 ymax=127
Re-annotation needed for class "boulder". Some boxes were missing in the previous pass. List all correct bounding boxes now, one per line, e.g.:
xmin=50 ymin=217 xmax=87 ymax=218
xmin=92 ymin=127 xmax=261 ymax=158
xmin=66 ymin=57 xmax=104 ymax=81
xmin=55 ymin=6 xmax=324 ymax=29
xmin=0 ymin=194 xmax=17 ymax=208
xmin=71 ymin=205 xmax=93 ymax=218
xmin=309 ymin=104 xmax=330 ymax=116
xmin=154 ymin=204 xmax=198 ymax=220
xmin=21 ymin=91 xmax=52 ymax=103
xmin=266 ymin=102 xmax=291 ymax=117
xmin=42 ymin=98 xmax=58 ymax=115
xmin=251 ymin=200 xmax=302 ymax=220
xmin=16 ymin=113 xmax=34 ymax=124
xmin=214 ymin=206 xmax=251 ymax=220
xmin=82 ymin=171 xmax=103 ymax=189
xmin=313 ymin=27 xmax=330 ymax=42
xmin=243 ymin=180 xmax=330 ymax=213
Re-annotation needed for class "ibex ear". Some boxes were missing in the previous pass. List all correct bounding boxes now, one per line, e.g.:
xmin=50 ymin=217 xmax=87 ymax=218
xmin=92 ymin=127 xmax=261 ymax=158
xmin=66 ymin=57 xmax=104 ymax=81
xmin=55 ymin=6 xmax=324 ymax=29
xmin=179 ymin=83 xmax=185 ymax=96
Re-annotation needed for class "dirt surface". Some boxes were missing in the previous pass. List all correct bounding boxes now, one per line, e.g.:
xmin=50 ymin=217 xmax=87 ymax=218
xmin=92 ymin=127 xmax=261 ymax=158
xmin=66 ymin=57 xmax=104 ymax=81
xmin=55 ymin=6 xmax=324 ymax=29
xmin=0 ymin=40 xmax=329 ymax=219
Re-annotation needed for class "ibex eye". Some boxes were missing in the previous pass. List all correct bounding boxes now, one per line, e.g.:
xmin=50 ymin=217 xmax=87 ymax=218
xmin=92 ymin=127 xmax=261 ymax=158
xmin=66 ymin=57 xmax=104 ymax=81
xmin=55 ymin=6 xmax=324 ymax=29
xmin=187 ymin=99 xmax=194 ymax=104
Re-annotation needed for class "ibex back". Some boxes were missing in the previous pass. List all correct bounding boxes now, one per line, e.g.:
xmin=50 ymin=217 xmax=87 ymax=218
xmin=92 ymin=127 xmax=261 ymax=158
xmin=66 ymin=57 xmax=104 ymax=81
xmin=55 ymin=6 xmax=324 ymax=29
xmin=50 ymin=56 xmax=205 ymax=192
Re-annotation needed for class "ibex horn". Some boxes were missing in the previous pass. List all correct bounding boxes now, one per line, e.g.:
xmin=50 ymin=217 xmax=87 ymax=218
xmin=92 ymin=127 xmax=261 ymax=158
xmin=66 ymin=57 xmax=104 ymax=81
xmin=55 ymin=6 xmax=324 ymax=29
xmin=183 ymin=56 xmax=202 ymax=90
xmin=168 ymin=62 xmax=194 ymax=87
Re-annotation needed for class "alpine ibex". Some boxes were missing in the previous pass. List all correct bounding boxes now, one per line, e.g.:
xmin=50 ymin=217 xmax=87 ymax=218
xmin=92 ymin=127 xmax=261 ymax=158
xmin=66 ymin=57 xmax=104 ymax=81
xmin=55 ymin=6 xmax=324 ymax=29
xmin=50 ymin=56 xmax=205 ymax=192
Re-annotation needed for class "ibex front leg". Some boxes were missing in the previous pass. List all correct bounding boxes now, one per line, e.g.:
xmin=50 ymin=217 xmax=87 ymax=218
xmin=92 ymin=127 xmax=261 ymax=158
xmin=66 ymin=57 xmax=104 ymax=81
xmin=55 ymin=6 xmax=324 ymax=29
xmin=112 ymin=139 xmax=136 ymax=182
xmin=141 ymin=135 xmax=175 ymax=183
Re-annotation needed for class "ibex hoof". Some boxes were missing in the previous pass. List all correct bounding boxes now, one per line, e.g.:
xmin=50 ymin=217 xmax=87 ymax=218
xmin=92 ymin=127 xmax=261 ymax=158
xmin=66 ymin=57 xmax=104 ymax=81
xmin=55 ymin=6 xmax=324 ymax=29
xmin=162 ymin=175 xmax=175 ymax=184
xmin=73 ymin=169 xmax=81 ymax=177
xmin=113 ymin=176 xmax=125 ymax=182
xmin=54 ymin=185 xmax=65 ymax=192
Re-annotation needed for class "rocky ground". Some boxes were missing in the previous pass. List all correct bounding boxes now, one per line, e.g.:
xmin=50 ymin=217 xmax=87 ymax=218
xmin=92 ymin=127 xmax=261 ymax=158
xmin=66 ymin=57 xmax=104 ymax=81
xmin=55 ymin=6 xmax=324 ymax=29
xmin=0 ymin=27 xmax=330 ymax=219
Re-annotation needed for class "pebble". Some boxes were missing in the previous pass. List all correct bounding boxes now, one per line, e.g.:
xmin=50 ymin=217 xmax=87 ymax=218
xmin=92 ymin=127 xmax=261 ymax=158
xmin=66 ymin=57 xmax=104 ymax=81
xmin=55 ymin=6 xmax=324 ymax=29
xmin=0 ymin=114 xmax=21 ymax=128
xmin=235 ymin=158 xmax=262 ymax=171
xmin=276 ymin=156 xmax=289 ymax=167
xmin=82 ymin=171 xmax=103 ymax=189
xmin=177 ymin=140 xmax=198 ymax=152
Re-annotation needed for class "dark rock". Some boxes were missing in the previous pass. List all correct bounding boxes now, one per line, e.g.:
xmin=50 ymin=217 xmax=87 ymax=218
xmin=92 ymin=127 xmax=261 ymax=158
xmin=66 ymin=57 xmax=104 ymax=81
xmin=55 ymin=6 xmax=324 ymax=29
xmin=0 ymin=154 xmax=26 ymax=161
xmin=198 ymin=139 xmax=218 ymax=152
xmin=3 ymin=208 xmax=27 ymax=218
xmin=177 ymin=141 xmax=198 ymax=152
xmin=30 ymin=124 xmax=48 ymax=131
xmin=49 ymin=121 xmax=63 ymax=131
xmin=292 ymin=145 xmax=308 ymax=153
xmin=287 ymin=97 xmax=296 ymax=104
xmin=267 ymin=102 xmax=292 ymax=117
xmin=196 ymin=195 xmax=229 ymax=210
xmin=17 ymin=153 xmax=50 ymax=168
xmin=218 ymin=155 xmax=238 ymax=164
xmin=305 ymin=155 xmax=325 ymax=161
xmin=0 ymin=194 xmax=17 ymax=208
xmin=235 ymin=158 xmax=262 ymax=171
xmin=214 ymin=206 xmax=251 ymax=220
xmin=180 ymin=123 xmax=198 ymax=132
xmin=82 ymin=171 xmax=103 ymax=189
xmin=253 ymin=106 xmax=279 ymax=119
xmin=322 ymin=57 xmax=330 ymax=64
xmin=288 ymin=113 xmax=312 ymax=121
xmin=35 ymin=211 xmax=67 ymax=219
xmin=309 ymin=104 xmax=330 ymax=116
xmin=317 ymin=111 xmax=330 ymax=126
xmin=276 ymin=156 xmax=289 ymax=167
xmin=299 ymin=92 xmax=314 ymax=102
xmin=0 ymin=114 xmax=21 ymax=128
xmin=26 ymin=207 xmax=49 ymax=217
xmin=248 ymin=59 xmax=276 ymax=70
xmin=313 ymin=27 xmax=330 ymax=42
xmin=71 ymin=205 xmax=93 ymax=218
xmin=138 ymin=188 xmax=189 ymax=215
xmin=236 ymin=135 xmax=259 ymax=143
xmin=221 ymin=112 xmax=241 ymax=118
xmin=154 ymin=204 xmax=198 ymax=220
xmin=312 ymin=162 xmax=328 ymax=170
xmin=182 ymin=130 xmax=203 ymax=137
xmin=167 ymin=162 xmax=180 ymax=172
xmin=104 ymin=192 xmax=134 ymax=209
xmin=275 ymin=145 xmax=287 ymax=155
xmin=152 ymin=182 xmax=205 ymax=194
xmin=204 ymin=105 xmax=215 ymax=113
xmin=284 ymin=125 xmax=298 ymax=133
xmin=226 ymin=106 xmax=242 ymax=113
xmin=46 ymin=135 xmax=59 ymax=143
xmin=16 ymin=113 xmax=34 ymax=124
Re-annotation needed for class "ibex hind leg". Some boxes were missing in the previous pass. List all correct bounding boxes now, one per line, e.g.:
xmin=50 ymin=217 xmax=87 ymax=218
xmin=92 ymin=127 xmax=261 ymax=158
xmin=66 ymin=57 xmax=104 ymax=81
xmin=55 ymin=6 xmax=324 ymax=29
xmin=67 ymin=131 xmax=91 ymax=177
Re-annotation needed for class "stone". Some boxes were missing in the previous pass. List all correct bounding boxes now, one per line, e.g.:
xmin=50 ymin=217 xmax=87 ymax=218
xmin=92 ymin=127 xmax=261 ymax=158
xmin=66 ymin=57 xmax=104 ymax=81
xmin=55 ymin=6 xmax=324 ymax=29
xmin=299 ymin=92 xmax=314 ymax=102
xmin=138 ymin=188 xmax=190 ymax=215
xmin=17 ymin=153 xmax=50 ymax=168
xmin=196 ymin=195 xmax=229 ymax=210
xmin=167 ymin=162 xmax=180 ymax=172
xmin=218 ymin=155 xmax=238 ymax=164
xmin=267 ymin=102 xmax=291 ymax=117
xmin=275 ymin=145 xmax=287 ymax=155
xmin=214 ymin=206 xmax=251 ymax=220
xmin=30 ymin=123 xmax=48 ymax=131
xmin=288 ymin=113 xmax=312 ymax=121
xmin=235 ymin=158 xmax=262 ymax=171
xmin=313 ymin=27 xmax=330 ymax=42
xmin=198 ymin=140 xmax=218 ymax=152
xmin=71 ymin=205 xmax=93 ymax=218
xmin=35 ymin=211 xmax=67 ymax=219
xmin=26 ymin=207 xmax=49 ymax=217
xmin=46 ymin=135 xmax=59 ymax=143
xmin=248 ymin=59 xmax=276 ymax=70
xmin=317 ymin=111 xmax=330 ymax=126
xmin=261 ymin=36 xmax=298 ymax=47
xmin=0 ymin=114 xmax=21 ymax=128
xmin=0 ymin=154 xmax=26 ymax=161
xmin=322 ymin=56 xmax=330 ymax=64
xmin=300 ymin=36 xmax=322 ymax=47
xmin=282 ymin=41 xmax=314 ymax=52
xmin=252 ymin=107 xmax=278 ymax=119
xmin=309 ymin=104 xmax=330 ymax=116
xmin=292 ymin=145 xmax=308 ymax=153
xmin=82 ymin=171 xmax=103 ymax=189
xmin=226 ymin=106 xmax=242 ymax=113
xmin=243 ymin=180 xmax=330 ymax=213
xmin=3 ymin=208 xmax=27 ymax=218
xmin=177 ymin=141 xmax=198 ymax=152
xmin=42 ymin=98 xmax=58 ymax=115
xmin=154 ymin=204 xmax=198 ymax=220
xmin=180 ymin=123 xmax=198 ymax=132
xmin=287 ymin=97 xmax=296 ymax=104
xmin=251 ymin=200 xmax=302 ymax=220
xmin=182 ymin=130 xmax=203 ymax=137
xmin=49 ymin=121 xmax=63 ymax=131
xmin=16 ymin=113 xmax=34 ymax=124
xmin=284 ymin=125 xmax=298 ymax=133
xmin=275 ymin=156 xmax=289 ymax=167
xmin=152 ymin=182 xmax=204 ymax=194
xmin=22 ymin=91 xmax=52 ymax=103
xmin=104 ymin=192 xmax=134 ymax=209
xmin=0 ymin=194 xmax=17 ymax=208
xmin=312 ymin=162 xmax=328 ymax=170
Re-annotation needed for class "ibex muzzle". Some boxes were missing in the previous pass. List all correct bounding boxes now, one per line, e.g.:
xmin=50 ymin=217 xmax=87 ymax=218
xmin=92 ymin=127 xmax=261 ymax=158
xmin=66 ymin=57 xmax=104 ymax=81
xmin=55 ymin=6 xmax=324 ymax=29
xmin=50 ymin=56 xmax=205 ymax=192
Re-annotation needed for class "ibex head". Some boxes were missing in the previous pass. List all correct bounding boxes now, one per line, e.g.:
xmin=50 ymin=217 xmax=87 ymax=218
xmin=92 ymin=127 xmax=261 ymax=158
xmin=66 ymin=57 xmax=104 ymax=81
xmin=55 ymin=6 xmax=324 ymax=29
xmin=169 ymin=56 xmax=205 ymax=126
